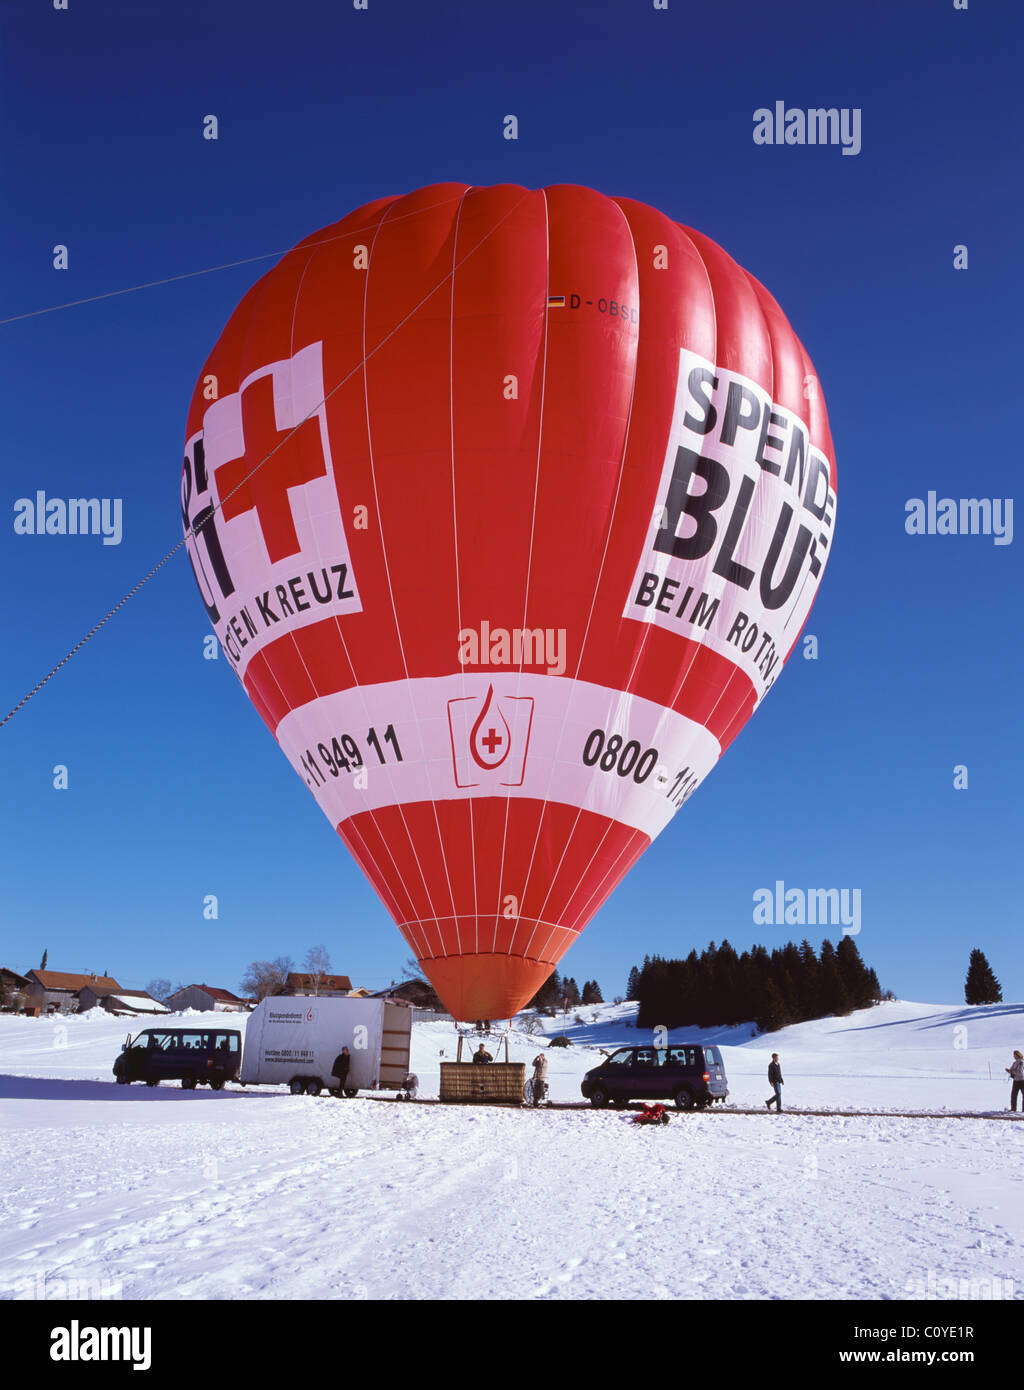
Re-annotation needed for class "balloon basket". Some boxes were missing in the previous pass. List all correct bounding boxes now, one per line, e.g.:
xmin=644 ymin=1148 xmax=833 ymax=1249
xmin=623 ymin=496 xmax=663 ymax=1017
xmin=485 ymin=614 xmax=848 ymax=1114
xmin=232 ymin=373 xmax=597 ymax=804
xmin=439 ymin=1031 xmax=526 ymax=1105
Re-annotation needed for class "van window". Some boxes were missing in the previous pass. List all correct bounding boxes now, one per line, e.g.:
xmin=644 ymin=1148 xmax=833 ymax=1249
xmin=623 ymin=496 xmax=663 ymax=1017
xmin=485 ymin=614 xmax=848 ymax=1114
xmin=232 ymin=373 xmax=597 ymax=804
xmin=214 ymin=1033 xmax=239 ymax=1054
xmin=667 ymin=1046 xmax=700 ymax=1068
xmin=633 ymin=1048 xmax=658 ymax=1068
xmin=605 ymin=1049 xmax=633 ymax=1067
xmin=180 ymin=1032 xmax=206 ymax=1051
xmin=146 ymin=1033 xmax=173 ymax=1051
xmin=705 ymin=1047 xmax=722 ymax=1067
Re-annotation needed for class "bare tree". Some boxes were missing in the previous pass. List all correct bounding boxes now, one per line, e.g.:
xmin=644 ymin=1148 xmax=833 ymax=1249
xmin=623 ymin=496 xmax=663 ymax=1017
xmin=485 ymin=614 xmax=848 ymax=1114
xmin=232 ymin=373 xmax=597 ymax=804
xmin=303 ymin=945 xmax=332 ymax=995
xmin=240 ymin=957 xmax=294 ymax=1001
xmin=145 ymin=978 xmax=171 ymax=1004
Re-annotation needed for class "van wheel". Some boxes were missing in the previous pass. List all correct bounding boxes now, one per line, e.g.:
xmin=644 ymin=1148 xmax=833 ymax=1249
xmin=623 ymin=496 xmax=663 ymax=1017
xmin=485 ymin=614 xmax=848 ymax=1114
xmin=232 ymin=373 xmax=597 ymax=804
xmin=612 ymin=1098 xmax=629 ymax=1109
xmin=181 ymin=1075 xmax=197 ymax=1090
xmin=590 ymin=1085 xmax=610 ymax=1109
xmin=674 ymin=1088 xmax=694 ymax=1110
xmin=289 ymin=1078 xmax=305 ymax=1095
xmin=344 ymin=1088 xmax=358 ymax=1098
xmin=209 ymin=1079 xmax=225 ymax=1091
xmin=146 ymin=1078 xmax=159 ymax=1088
xmin=305 ymin=1079 xmax=322 ymax=1096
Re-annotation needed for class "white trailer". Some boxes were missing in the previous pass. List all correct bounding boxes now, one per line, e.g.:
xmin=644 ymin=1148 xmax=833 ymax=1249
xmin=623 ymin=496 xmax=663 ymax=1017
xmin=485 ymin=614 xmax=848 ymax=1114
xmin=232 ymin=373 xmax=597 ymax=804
xmin=240 ymin=996 xmax=413 ymax=1096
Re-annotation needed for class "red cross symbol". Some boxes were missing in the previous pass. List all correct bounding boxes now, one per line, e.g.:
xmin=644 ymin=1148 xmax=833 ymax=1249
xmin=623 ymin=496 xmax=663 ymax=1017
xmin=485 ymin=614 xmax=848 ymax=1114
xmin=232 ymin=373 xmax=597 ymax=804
xmin=213 ymin=373 xmax=326 ymax=564
xmin=481 ymin=727 xmax=503 ymax=755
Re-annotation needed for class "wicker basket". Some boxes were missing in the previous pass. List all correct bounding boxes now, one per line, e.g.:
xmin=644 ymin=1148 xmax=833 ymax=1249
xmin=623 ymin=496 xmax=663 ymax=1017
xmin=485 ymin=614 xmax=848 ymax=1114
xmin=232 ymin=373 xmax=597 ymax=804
xmin=439 ymin=1062 xmax=526 ymax=1104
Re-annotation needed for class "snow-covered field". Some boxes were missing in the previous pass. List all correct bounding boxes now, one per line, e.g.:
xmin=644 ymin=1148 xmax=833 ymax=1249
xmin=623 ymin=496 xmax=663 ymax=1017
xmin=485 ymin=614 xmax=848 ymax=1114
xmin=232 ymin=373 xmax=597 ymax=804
xmin=1 ymin=1000 xmax=1022 ymax=1300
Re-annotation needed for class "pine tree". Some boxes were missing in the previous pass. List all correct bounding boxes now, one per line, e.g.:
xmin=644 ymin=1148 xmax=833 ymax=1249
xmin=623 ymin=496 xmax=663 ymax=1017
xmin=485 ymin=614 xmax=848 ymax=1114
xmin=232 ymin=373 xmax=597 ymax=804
xmin=775 ymin=943 xmax=803 ymax=1020
xmin=714 ymin=940 xmax=740 ymax=1026
xmin=797 ymin=939 xmax=820 ymax=1021
xmin=837 ymin=936 xmax=877 ymax=1010
xmin=39 ymin=948 xmax=48 ymax=971
xmin=628 ymin=936 xmax=885 ymax=1031
xmin=626 ymin=965 xmax=640 ymax=1000
xmin=964 ymin=949 xmax=1002 ymax=1005
xmin=636 ymin=956 xmax=669 ymax=1029
xmin=818 ymin=940 xmax=850 ymax=1016
xmin=529 ymin=969 xmax=562 ymax=1013
xmin=756 ymin=979 xmax=789 ymax=1034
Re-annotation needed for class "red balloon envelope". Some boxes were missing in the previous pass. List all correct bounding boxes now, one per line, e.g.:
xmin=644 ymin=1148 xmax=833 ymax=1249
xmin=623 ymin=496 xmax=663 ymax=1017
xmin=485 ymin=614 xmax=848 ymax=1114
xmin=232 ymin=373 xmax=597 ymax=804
xmin=181 ymin=182 xmax=837 ymax=1021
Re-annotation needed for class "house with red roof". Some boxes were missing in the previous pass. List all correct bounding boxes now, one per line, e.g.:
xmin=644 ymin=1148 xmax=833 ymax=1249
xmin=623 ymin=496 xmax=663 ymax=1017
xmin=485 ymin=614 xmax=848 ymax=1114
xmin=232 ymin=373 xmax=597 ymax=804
xmin=24 ymin=970 xmax=122 ymax=1014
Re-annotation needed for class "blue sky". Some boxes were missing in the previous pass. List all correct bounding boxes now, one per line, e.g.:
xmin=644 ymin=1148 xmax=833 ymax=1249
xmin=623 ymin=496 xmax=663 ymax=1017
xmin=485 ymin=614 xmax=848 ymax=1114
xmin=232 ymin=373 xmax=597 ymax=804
xmin=1 ymin=0 xmax=1020 ymax=1007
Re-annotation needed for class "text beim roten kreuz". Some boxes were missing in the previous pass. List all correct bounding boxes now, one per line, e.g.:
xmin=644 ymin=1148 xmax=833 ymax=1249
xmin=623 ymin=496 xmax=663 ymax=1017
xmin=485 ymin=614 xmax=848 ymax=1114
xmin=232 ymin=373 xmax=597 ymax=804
xmin=181 ymin=342 xmax=362 ymax=680
xmin=625 ymin=347 xmax=836 ymax=700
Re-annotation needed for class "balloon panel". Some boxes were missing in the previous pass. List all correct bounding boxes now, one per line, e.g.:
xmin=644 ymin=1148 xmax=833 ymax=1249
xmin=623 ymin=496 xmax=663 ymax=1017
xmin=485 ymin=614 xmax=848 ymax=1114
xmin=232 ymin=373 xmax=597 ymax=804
xmin=182 ymin=183 xmax=837 ymax=1021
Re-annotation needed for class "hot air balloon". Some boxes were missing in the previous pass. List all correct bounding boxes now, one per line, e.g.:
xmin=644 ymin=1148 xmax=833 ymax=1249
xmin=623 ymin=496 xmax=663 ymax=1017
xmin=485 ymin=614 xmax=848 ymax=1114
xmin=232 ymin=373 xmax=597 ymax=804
xmin=181 ymin=182 xmax=837 ymax=1022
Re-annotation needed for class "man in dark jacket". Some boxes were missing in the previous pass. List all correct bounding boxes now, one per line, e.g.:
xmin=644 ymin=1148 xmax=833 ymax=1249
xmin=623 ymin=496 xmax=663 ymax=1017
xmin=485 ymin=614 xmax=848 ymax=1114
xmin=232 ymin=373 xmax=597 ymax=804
xmin=473 ymin=1043 xmax=493 ymax=1064
xmin=332 ymin=1046 xmax=351 ymax=1091
xmin=766 ymin=1053 xmax=783 ymax=1111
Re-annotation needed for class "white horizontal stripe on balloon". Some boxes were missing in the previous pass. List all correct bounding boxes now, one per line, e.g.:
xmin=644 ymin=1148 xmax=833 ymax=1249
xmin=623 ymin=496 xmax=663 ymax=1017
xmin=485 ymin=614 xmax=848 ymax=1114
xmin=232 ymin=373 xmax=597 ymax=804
xmin=273 ymin=673 xmax=722 ymax=840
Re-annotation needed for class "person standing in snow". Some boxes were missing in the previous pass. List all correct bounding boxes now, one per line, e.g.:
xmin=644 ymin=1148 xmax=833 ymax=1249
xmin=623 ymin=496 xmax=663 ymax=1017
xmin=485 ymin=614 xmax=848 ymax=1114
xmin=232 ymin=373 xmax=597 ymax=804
xmin=531 ymin=1051 xmax=548 ymax=1105
xmin=1006 ymin=1050 xmax=1024 ymax=1111
xmin=331 ymin=1046 xmax=351 ymax=1092
xmin=766 ymin=1053 xmax=784 ymax=1112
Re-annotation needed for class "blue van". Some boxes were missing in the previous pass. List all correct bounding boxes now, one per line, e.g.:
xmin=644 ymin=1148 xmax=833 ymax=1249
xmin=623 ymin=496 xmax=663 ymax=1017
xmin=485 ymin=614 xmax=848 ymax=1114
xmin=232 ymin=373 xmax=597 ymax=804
xmin=581 ymin=1044 xmax=729 ymax=1109
xmin=113 ymin=1026 xmax=242 ymax=1090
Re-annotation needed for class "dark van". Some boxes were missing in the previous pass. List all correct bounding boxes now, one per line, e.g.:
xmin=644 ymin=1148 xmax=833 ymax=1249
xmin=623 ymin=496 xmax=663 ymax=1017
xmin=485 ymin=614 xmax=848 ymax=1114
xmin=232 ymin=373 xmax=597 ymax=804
xmin=113 ymin=1027 xmax=242 ymax=1090
xmin=581 ymin=1044 xmax=728 ymax=1110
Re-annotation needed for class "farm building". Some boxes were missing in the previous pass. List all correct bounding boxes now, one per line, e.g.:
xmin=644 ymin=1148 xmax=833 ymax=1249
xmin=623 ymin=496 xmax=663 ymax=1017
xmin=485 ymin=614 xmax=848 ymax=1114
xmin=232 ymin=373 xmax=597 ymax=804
xmin=164 ymin=984 xmax=249 ymax=1013
xmin=78 ymin=985 xmax=170 ymax=1017
xmin=24 ymin=970 xmax=122 ymax=1014
xmin=0 ymin=967 xmax=30 ymax=1011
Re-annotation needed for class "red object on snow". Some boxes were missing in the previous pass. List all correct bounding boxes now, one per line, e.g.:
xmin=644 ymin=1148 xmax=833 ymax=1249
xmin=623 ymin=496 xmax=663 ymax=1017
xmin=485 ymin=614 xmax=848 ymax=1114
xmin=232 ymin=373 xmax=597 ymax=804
xmin=632 ymin=1103 xmax=669 ymax=1125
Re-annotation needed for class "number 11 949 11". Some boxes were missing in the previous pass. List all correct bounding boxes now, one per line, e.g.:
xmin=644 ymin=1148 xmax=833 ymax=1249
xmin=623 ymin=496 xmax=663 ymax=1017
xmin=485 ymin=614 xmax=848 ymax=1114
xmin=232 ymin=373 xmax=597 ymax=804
xmin=300 ymin=724 xmax=403 ymax=787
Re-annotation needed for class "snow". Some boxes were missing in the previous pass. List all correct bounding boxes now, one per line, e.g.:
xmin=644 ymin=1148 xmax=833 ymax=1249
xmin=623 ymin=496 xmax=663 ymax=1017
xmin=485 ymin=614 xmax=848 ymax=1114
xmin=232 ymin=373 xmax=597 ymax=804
xmin=1 ymin=1000 xmax=1022 ymax=1300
